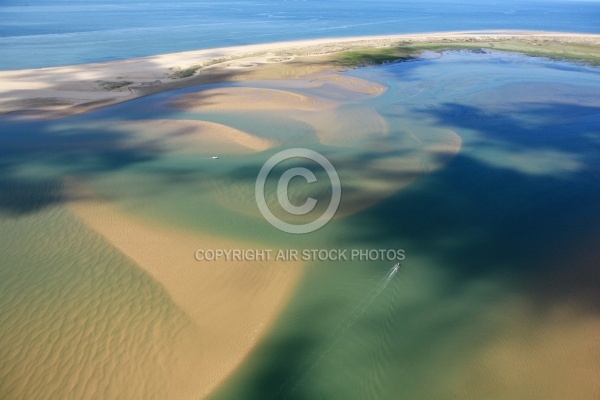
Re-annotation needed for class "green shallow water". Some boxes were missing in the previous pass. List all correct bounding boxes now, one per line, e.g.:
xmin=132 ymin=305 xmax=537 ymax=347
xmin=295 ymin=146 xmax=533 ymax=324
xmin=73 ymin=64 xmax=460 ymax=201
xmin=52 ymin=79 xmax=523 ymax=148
xmin=0 ymin=206 xmax=195 ymax=400
xmin=1 ymin=50 xmax=599 ymax=399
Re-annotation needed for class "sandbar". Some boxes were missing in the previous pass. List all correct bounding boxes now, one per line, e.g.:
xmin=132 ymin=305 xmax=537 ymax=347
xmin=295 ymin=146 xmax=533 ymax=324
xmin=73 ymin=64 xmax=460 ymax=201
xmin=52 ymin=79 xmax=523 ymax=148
xmin=106 ymin=119 xmax=275 ymax=154
xmin=67 ymin=186 xmax=305 ymax=399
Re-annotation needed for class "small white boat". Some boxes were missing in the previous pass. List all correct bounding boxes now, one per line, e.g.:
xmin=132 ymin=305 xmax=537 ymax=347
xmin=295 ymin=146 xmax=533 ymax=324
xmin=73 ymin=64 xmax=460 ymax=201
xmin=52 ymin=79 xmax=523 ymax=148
xmin=212 ymin=156 xmax=219 ymax=159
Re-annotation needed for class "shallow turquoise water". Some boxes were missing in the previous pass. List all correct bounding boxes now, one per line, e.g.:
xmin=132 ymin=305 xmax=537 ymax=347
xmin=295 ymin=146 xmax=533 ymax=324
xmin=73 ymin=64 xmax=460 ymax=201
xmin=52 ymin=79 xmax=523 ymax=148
xmin=1 ymin=51 xmax=599 ymax=399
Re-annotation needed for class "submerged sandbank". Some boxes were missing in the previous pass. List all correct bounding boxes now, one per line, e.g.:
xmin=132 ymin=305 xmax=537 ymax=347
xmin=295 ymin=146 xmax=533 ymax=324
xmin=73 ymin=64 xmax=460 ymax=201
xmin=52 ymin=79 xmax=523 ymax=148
xmin=107 ymin=119 xmax=275 ymax=153
xmin=169 ymin=87 xmax=339 ymax=112
xmin=165 ymin=76 xmax=462 ymax=220
xmin=68 ymin=187 xmax=305 ymax=399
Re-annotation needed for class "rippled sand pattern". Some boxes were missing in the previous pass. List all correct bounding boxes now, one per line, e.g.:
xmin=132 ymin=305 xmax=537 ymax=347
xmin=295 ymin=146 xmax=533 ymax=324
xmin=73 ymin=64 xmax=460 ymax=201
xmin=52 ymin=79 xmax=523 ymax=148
xmin=0 ymin=206 xmax=198 ymax=400
xmin=68 ymin=192 xmax=305 ymax=399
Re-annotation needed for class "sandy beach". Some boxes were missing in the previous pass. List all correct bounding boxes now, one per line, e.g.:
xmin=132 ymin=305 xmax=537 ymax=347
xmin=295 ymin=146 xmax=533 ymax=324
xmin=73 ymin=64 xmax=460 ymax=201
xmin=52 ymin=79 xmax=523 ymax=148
xmin=2 ymin=31 xmax=600 ymax=120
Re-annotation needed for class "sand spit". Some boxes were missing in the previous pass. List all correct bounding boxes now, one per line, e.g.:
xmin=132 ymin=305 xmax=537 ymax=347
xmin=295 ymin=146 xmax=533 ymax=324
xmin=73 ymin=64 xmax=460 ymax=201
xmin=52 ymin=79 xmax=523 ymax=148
xmin=68 ymin=192 xmax=305 ymax=399
xmin=109 ymin=119 xmax=275 ymax=154
xmin=2 ymin=31 xmax=600 ymax=119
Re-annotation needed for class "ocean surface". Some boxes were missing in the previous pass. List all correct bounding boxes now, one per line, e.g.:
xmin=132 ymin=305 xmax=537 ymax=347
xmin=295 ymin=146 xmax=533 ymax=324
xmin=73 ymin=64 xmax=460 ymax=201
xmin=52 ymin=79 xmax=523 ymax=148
xmin=2 ymin=0 xmax=600 ymax=70
xmin=2 ymin=1 xmax=600 ymax=398
xmin=1 ymin=49 xmax=599 ymax=398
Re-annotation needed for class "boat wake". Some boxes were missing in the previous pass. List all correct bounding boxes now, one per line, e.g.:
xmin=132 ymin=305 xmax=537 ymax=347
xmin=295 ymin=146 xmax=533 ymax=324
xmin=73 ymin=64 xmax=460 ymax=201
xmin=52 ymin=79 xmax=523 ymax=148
xmin=275 ymin=263 xmax=401 ymax=399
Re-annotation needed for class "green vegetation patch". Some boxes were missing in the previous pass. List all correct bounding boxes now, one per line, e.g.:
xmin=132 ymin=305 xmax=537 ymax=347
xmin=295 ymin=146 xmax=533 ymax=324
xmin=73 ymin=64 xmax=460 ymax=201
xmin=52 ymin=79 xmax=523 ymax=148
xmin=168 ymin=65 xmax=202 ymax=79
xmin=337 ymin=40 xmax=600 ymax=70
xmin=98 ymin=80 xmax=133 ymax=91
xmin=397 ymin=41 xmax=600 ymax=67
xmin=335 ymin=48 xmax=415 ymax=68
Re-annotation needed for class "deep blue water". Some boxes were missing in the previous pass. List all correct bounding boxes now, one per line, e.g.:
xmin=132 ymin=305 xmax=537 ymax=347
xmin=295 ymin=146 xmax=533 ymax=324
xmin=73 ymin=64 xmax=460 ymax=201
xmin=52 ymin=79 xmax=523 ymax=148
xmin=1 ymin=0 xmax=600 ymax=70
